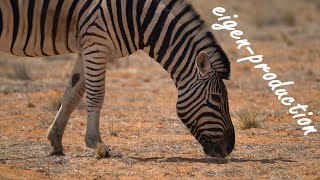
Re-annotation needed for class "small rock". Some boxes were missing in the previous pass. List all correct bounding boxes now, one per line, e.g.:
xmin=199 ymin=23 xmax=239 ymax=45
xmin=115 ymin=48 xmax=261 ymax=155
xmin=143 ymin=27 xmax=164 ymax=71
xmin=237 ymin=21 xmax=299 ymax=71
xmin=27 ymin=102 xmax=36 ymax=108
xmin=0 ymin=159 xmax=6 ymax=164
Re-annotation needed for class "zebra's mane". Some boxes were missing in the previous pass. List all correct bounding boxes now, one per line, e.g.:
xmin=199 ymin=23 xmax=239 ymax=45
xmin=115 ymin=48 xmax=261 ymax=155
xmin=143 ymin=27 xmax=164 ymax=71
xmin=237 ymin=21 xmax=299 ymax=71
xmin=165 ymin=0 xmax=231 ymax=80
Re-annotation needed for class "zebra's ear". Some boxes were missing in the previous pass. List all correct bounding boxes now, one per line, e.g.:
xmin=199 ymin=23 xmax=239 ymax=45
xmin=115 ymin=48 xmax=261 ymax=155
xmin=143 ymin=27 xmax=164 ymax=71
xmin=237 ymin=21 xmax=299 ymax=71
xmin=196 ymin=51 xmax=212 ymax=77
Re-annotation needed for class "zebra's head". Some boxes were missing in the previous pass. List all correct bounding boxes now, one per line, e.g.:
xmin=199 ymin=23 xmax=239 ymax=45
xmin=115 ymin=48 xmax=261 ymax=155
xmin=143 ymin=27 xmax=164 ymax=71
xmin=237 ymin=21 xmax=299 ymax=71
xmin=176 ymin=51 xmax=234 ymax=158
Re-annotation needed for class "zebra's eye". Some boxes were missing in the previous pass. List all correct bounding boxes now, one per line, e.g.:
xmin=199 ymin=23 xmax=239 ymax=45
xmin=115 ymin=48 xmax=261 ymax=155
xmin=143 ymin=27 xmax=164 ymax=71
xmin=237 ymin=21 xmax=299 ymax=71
xmin=211 ymin=94 xmax=222 ymax=103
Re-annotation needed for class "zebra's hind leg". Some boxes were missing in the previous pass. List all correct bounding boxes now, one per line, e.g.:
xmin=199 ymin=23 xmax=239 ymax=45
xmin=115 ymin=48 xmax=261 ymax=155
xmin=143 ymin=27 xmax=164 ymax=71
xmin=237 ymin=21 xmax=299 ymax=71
xmin=47 ymin=54 xmax=85 ymax=156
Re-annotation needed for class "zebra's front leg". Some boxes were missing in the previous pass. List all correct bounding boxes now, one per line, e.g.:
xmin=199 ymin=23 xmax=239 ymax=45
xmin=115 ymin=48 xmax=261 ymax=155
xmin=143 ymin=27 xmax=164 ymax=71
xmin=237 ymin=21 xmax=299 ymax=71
xmin=47 ymin=54 xmax=85 ymax=156
xmin=82 ymin=50 xmax=107 ymax=149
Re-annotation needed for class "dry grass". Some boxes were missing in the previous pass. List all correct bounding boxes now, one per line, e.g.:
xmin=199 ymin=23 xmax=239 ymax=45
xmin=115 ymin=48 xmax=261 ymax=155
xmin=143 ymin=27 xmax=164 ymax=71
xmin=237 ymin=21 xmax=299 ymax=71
xmin=234 ymin=107 xmax=262 ymax=130
xmin=36 ymin=112 xmax=54 ymax=129
xmin=252 ymin=9 xmax=296 ymax=28
xmin=281 ymin=32 xmax=295 ymax=46
xmin=108 ymin=121 xmax=119 ymax=137
xmin=49 ymin=96 xmax=63 ymax=111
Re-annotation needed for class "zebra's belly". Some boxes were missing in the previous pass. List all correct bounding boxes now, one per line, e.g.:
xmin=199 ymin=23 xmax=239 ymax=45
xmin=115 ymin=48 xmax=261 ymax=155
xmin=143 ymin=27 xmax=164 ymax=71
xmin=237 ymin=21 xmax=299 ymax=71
xmin=0 ymin=37 xmax=80 ymax=57
xmin=0 ymin=34 xmax=80 ymax=57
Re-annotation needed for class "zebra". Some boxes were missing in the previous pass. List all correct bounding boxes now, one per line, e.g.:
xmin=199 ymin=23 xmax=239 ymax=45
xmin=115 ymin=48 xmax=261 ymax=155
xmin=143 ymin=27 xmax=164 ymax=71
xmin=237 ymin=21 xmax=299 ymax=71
xmin=0 ymin=0 xmax=235 ymax=158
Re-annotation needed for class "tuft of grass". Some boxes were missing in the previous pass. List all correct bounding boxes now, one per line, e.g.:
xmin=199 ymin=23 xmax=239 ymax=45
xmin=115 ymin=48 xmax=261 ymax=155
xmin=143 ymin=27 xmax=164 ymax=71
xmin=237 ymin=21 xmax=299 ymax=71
xmin=2 ymin=89 xmax=11 ymax=95
xmin=234 ymin=107 xmax=262 ymax=130
xmin=10 ymin=64 xmax=32 ymax=80
xmin=282 ymin=11 xmax=296 ymax=26
xmin=253 ymin=10 xmax=296 ymax=28
xmin=49 ymin=96 xmax=63 ymax=111
xmin=281 ymin=32 xmax=294 ymax=46
xmin=37 ymin=112 xmax=54 ymax=129
xmin=109 ymin=121 xmax=119 ymax=137
xmin=94 ymin=143 xmax=110 ymax=159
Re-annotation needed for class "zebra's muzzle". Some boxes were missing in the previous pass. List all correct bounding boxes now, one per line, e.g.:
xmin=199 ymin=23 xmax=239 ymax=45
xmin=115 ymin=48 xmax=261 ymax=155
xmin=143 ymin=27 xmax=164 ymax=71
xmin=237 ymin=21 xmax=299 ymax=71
xmin=202 ymin=139 xmax=228 ymax=158
xmin=202 ymin=130 xmax=235 ymax=158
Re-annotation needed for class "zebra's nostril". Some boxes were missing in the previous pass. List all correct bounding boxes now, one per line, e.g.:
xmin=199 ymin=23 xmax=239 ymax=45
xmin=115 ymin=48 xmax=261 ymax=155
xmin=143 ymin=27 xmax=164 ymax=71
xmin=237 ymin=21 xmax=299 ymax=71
xmin=202 ymin=142 xmax=211 ymax=156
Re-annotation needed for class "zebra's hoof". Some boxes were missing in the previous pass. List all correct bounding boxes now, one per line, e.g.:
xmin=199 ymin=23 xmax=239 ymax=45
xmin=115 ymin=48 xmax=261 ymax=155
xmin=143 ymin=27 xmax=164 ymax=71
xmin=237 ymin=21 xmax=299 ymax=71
xmin=49 ymin=151 xmax=65 ymax=156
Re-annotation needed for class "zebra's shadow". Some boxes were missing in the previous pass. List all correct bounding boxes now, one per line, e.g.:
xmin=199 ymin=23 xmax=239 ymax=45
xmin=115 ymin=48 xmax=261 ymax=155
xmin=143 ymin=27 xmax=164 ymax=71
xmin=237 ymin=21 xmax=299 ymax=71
xmin=126 ymin=156 xmax=297 ymax=164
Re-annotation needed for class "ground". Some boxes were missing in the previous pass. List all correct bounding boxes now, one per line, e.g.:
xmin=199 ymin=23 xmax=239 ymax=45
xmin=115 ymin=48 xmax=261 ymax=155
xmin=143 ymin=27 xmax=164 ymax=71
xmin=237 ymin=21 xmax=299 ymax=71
xmin=0 ymin=0 xmax=320 ymax=179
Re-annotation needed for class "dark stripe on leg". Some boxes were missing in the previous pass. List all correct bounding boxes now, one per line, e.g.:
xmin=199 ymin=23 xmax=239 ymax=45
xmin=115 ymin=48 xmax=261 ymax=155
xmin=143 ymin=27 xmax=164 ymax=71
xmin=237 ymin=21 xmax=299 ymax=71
xmin=72 ymin=73 xmax=80 ymax=87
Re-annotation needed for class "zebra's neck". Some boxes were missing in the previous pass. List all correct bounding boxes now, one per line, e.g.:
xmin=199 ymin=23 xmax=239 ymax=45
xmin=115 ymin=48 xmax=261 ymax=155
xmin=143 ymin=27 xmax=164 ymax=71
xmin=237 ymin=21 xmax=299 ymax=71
xmin=137 ymin=0 xmax=229 ymax=88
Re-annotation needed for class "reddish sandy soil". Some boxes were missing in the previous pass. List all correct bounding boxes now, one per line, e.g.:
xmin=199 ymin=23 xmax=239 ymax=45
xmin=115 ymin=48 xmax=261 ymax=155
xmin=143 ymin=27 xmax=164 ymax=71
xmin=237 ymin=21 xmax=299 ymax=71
xmin=1 ymin=0 xmax=320 ymax=179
